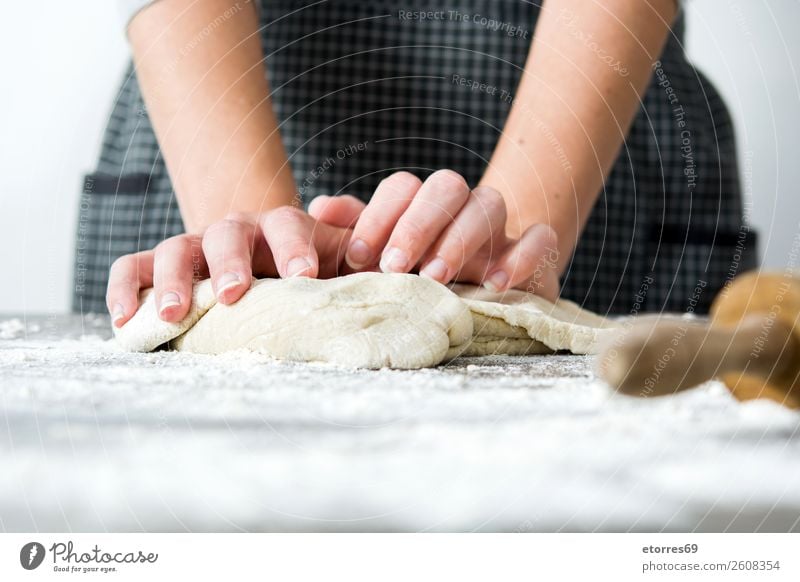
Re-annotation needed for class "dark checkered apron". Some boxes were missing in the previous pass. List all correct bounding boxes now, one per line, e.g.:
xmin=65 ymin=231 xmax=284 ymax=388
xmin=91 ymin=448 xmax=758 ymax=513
xmin=72 ymin=0 xmax=758 ymax=315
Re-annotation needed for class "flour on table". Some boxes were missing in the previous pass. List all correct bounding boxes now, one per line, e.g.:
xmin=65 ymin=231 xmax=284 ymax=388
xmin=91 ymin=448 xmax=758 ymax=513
xmin=0 ymin=318 xmax=26 ymax=339
xmin=114 ymin=273 xmax=617 ymax=368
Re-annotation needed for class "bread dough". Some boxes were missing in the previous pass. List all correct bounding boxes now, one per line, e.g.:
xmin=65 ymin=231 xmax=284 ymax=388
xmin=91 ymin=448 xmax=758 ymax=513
xmin=177 ymin=274 xmax=474 ymax=369
xmin=117 ymin=273 xmax=473 ymax=369
xmin=446 ymin=312 xmax=554 ymax=358
xmin=114 ymin=273 xmax=616 ymax=368
xmin=451 ymin=284 xmax=616 ymax=355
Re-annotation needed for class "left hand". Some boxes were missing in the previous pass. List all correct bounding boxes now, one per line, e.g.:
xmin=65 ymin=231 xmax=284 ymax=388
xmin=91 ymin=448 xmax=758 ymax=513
xmin=308 ymin=169 xmax=561 ymax=300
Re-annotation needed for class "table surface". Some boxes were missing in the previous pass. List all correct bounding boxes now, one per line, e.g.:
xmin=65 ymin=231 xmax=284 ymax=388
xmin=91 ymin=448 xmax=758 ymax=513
xmin=1 ymin=313 xmax=799 ymax=532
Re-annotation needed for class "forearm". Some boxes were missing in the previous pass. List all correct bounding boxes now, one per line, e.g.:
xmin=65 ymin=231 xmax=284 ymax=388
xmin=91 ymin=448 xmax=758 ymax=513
xmin=129 ymin=0 xmax=295 ymax=233
xmin=481 ymin=0 xmax=677 ymax=271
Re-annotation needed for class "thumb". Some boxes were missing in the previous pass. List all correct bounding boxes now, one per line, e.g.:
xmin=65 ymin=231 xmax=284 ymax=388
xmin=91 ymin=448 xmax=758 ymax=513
xmin=484 ymin=223 xmax=561 ymax=299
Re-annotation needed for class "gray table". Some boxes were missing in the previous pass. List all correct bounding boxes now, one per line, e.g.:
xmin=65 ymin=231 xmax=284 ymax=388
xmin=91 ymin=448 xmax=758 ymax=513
xmin=1 ymin=314 xmax=799 ymax=532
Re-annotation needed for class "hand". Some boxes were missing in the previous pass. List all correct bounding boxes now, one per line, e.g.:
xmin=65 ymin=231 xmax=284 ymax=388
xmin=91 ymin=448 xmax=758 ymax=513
xmin=106 ymin=207 xmax=351 ymax=327
xmin=309 ymin=170 xmax=561 ymax=300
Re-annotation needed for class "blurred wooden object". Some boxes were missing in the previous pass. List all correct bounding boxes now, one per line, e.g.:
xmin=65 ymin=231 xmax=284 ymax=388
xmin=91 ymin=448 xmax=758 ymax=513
xmin=597 ymin=271 xmax=800 ymax=409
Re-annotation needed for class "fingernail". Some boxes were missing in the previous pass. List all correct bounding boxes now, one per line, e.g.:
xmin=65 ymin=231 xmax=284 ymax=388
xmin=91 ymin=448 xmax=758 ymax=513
xmin=346 ymin=239 xmax=372 ymax=269
xmin=420 ymin=258 xmax=449 ymax=282
xmin=159 ymin=292 xmax=181 ymax=315
xmin=216 ymin=272 xmax=242 ymax=297
xmin=112 ymin=303 xmax=125 ymax=326
xmin=380 ymin=247 xmax=409 ymax=273
xmin=286 ymin=257 xmax=312 ymax=278
xmin=484 ymin=271 xmax=509 ymax=292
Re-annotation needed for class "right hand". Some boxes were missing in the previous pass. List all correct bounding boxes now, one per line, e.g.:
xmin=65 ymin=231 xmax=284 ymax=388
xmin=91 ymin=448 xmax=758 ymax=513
xmin=106 ymin=206 xmax=352 ymax=327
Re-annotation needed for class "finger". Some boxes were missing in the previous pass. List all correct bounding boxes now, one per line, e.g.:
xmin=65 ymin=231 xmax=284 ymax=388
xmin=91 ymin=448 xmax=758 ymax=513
xmin=484 ymin=224 xmax=559 ymax=294
xmin=345 ymin=172 xmax=422 ymax=269
xmin=106 ymin=250 xmax=155 ymax=328
xmin=260 ymin=206 xmax=319 ymax=279
xmin=152 ymin=234 xmax=206 ymax=322
xmin=202 ymin=215 xmax=258 ymax=304
xmin=312 ymin=221 xmax=354 ymax=279
xmin=380 ymin=169 xmax=470 ymax=274
xmin=308 ymin=194 xmax=366 ymax=228
xmin=419 ymin=185 xmax=506 ymax=283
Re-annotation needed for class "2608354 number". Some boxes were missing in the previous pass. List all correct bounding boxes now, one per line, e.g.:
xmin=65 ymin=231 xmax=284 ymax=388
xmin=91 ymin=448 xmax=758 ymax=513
xmin=730 ymin=560 xmax=780 ymax=571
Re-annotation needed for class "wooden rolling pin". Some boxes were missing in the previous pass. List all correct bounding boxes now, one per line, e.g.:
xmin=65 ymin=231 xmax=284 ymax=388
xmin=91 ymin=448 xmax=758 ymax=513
xmin=597 ymin=271 xmax=800 ymax=409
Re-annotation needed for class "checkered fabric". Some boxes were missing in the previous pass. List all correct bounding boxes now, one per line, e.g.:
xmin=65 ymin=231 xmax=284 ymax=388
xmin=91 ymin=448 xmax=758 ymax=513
xmin=73 ymin=0 xmax=758 ymax=315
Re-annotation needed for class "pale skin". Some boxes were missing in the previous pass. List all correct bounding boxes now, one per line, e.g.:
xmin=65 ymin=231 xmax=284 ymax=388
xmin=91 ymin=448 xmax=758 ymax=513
xmin=108 ymin=0 xmax=677 ymax=327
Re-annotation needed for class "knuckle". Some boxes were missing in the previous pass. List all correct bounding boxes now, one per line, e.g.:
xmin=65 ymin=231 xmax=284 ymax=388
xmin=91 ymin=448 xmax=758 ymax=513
xmin=393 ymin=171 xmax=423 ymax=186
xmin=381 ymin=171 xmax=422 ymax=192
xmin=203 ymin=222 xmax=227 ymax=238
xmin=108 ymin=250 xmax=153 ymax=288
xmin=438 ymin=234 xmax=467 ymax=263
xmin=393 ymin=218 xmax=428 ymax=249
xmin=429 ymin=169 xmax=468 ymax=190
xmin=474 ymin=186 xmax=505 ymax=215
xmin=265 ymin=205 xmax=306 ymax=228
xmin=223 ymin=211 xmax=253 ymax=224
xmin=424 ymin=170 xmax=470 ymax=207
xmin=104 ymin=280 xmax=121 ymax=301
xmin=204 ymin=218 xmax=242 ymax=239
xmin=306 ymin=196 xmax=328 ymax=218
xmin=109 ymin=253 xmax=134 ymax=274
xmin=155 ymin=234 xmax=191 ymax=255
xmin=516 ymin=247 xmax=543 ymax=269
xmin=274 ymin=239 xmax=311 ymax=262
xmin=350 ymin=213 xmax=385 ymax=244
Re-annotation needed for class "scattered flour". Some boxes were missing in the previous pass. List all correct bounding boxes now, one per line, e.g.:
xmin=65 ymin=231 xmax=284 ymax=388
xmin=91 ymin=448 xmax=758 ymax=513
xmin=1 ymin=317 xmax=799 ymax=532
xmin=0 ymin=318 xmax=25 ymax=339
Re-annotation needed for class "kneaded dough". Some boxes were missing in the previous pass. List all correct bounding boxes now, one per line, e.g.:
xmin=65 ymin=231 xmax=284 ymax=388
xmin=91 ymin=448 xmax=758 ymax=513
xmin=115 ymin=273 xmax=617 ymax=368
xmin=118 ymin=273 xmax=473 ymax=369
xmin=451 ymin=284 xmax=615 ymax=355
xmin=446 ymin=312 xmax=554 ymax=358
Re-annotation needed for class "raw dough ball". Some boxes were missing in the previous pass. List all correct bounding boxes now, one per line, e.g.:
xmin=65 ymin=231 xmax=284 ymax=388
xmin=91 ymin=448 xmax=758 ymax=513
xmin=118 ymin=273 xmax=473 ymax=369
xmin=114 ymin=273 xmax=617 ymax=368
xmin=113 ymin=281 xmax=217 ymax=353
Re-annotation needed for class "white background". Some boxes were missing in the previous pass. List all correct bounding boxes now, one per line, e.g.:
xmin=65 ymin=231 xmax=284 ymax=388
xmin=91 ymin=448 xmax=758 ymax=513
xmin=0 ymin=0 xmax=798 ymax=313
